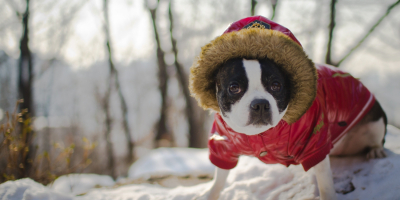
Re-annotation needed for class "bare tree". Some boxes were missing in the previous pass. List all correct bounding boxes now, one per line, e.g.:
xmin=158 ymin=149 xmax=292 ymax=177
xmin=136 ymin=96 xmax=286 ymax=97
xmin=270 ymin=0 xmax=278 ymax=20
xmin=252 ymin=0 xmax=278 ymax=20
xmin=8 ymin=0 xmax=36 ymax=177
xmin=325 ymin=0 xmax=337 ymax=66
xmin=148 ymin=0 xmax=173 ymax=147
xmin=101 ymin=88 xmax=115 ymax=178
xmin=251 ymin=0 xmax=257 ymax=16
xmin=103 ymin=0 xmax=135 ymax=166
xmin=168 ymin=1 xmax=204 ymax=148
xmin=99 ymin=0 xmax=137 ymax=178
xmin=326 ymin=0 xmax=400 ymax=67
xmin=94 ymin=80 xmax=117 ymax=178
xmin=336 ymin=0 xmax=400 ymax=67
xmin=17 ymin=0 xmax=33 ymax=117
xmin=99 ymin=0 xmax=117 ymax=179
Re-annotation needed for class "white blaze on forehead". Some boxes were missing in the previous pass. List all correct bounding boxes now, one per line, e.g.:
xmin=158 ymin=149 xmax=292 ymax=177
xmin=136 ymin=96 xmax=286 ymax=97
xmin=220 ymin=59 xmax=287 ymax=135
xmin=242 ymin=60 xmax=262 ymax=88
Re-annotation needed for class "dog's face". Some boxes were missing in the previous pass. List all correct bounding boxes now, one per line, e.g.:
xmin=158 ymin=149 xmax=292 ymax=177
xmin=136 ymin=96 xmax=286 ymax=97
xmin=216 ymin=58 xmax=291 ymax=135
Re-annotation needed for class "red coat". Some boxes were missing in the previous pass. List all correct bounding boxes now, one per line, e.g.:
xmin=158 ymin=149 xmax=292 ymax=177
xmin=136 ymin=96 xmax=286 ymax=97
xmin=208 ymin=64 xmax=375 ymax=171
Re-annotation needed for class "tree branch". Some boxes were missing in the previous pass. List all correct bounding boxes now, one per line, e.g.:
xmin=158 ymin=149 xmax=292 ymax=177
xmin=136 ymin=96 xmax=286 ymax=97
xmin=18 ymin=0 xmax=34 ymax=178
xmin=271 ymin=0 xmax=278 ymax=20
xmin=168 ymin=0 xmax=203 ymax=147
xmin=336 ymin=0 xmax=400 ymax=67
xmin=105 ymin=0 xmax=135 ymax=168
xmin=251 ymin=0 xmax=257 ymax=16
xmin=148 ymin=0 xmax=172 ymax=147
xmin=325 ymin=0 xmax=337 ymax=65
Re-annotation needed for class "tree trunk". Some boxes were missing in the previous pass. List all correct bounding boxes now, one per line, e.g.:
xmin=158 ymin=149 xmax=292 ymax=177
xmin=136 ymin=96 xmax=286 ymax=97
xmin=103 ymin=0 xmax=134 ymax=166
xmin=149 ymin=4 xmax=172 ymax=147
xmin=251 ymin=0 xmax=257 ymax=16
xmin=18 ymin=0 xmax=35 ymax=178
xmin=325 ymin=0 xmax=337 ymax=66
xmin=168 ymin=1 xmax=204 ymax=148
xmin=18 ymin=0 xmax=33 ymax=125
xmin=101 ymin=85 xmax=115 ymax=178
xmin=271 ymin=0 xmax=278 ymax=20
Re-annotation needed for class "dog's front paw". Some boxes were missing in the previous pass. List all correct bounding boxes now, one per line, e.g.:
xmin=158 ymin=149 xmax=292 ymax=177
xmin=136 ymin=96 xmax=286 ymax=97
xmin=366 ymin=146 xmax=387 ymax=159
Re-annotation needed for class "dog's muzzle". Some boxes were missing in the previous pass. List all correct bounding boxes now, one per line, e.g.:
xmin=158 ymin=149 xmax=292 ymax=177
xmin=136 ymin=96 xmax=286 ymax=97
xmin=248 ymin=99 xmax=272 ymax=126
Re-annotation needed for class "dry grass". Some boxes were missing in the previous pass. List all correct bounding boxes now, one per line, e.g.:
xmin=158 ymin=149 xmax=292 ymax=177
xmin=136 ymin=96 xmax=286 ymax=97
xmin=0 ymin=100 xmax=97 ymax=185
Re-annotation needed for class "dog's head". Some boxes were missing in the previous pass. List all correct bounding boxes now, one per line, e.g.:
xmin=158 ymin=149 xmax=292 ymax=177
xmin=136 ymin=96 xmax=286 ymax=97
xmin=189 ymin=17 xmax=318 ymax=129
xmin=216 ymin=58 xmax=291 ymax=135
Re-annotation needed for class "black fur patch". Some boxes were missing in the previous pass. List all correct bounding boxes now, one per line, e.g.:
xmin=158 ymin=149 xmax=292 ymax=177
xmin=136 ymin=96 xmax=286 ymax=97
xmin=216 ymin=58 xmax=248 ymax=117
xmin=258 ymin=58 xmax=291 ymax=113
xmin=359 ymin=101 xmax=387 ymax=145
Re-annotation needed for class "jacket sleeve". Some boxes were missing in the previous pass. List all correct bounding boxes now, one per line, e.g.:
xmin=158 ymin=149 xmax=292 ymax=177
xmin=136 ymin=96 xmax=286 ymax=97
xmin=297 ymin=113 xmax=332 ymax=171
xmin=208 ymin=121 xmax=239 ymax=170
xmin=289 ymin=88 xmax=333 ymax=171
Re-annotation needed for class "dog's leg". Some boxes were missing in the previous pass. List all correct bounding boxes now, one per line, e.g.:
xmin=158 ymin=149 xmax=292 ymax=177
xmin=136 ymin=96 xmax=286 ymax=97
xmin=365 ymin=117 xmax=387 ymax=159
xmin=207 ymin=167 xmax=230 ymax=200
xmin=195 ymin=167 xmax=230 ymax=200
xmin=313 ymin=155 xmax=337 ymax=200
xmin=330 ymin=101 xmax=387 ymax=158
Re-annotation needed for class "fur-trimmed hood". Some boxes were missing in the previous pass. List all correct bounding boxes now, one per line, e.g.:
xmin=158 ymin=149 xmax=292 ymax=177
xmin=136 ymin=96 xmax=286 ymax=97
xmin=189 ymin=16 xmax=317 ymax=124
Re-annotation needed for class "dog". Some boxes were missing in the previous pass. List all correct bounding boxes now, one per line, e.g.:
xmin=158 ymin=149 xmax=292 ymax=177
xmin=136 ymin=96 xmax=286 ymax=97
xmin=206 ymin=58 xmax=386 ymax=200
xmin=189 ymin=16 xmax=387 ymax=200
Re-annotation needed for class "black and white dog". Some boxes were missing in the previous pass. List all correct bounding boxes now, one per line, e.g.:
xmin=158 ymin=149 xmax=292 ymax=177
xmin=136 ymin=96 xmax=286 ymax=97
xmin=201 ymin=58 xmax=387 ymax=200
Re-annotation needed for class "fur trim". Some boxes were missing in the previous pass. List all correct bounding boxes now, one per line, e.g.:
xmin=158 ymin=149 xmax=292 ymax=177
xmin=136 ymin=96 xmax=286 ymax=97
xmin=189 ymin=28 xmax=317 ymax=124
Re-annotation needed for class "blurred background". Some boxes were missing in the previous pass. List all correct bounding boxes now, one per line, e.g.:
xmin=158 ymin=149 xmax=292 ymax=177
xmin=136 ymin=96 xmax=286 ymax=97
xmin=0 ymin=0 xmax=399 ymax=183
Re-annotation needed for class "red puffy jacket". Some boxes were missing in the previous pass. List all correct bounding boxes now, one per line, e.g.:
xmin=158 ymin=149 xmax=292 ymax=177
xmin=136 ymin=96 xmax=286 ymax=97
xmin=208 ymin=64 xmax=375 ymax=171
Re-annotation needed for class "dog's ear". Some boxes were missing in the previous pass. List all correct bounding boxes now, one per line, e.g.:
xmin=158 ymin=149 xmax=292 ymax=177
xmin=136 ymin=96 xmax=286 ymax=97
xmin=214 ymin=66 xmax=222 ymax=85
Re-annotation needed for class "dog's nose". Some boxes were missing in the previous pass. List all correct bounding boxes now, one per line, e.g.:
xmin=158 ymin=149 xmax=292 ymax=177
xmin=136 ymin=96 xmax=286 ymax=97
xmin=250 ymin=99 xmax=270 ymax=112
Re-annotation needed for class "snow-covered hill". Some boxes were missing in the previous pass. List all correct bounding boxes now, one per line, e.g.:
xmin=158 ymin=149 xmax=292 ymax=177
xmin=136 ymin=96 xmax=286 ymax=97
xmin=1 ymin=125 xmax=400 ymax=200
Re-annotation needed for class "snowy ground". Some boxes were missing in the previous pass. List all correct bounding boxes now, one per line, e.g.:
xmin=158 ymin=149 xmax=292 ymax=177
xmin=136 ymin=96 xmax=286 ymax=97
xmin=1 ymin=125 xmax=400 ymax=200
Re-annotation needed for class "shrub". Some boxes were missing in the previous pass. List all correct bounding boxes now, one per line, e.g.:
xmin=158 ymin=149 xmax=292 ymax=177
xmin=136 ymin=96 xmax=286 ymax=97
xmin=0 ymin=100 xmax=97 ymax=185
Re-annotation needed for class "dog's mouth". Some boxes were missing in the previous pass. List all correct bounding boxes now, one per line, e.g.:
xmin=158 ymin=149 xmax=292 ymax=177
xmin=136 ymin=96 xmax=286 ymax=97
xmin=247 ymin=115 xmax=272 ymax=127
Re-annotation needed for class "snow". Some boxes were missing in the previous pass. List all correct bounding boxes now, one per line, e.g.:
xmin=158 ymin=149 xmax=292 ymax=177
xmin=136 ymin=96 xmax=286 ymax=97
xmin=1 ymin=125 xmax=400 ymax=200
xmin=0 ymin=178 xmax=72 ymax=200
xmin=49 ymin=174 xmax=115 ymax=196
xmin=128 ymin=147 xmax=215 ymax=180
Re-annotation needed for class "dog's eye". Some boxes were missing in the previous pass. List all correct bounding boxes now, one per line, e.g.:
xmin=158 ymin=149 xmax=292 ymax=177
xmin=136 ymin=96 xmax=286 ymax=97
xmin=271 ymin=81 xmax=281 ymax=91
xmin=229 ymin=82 xmax=241 ymax=94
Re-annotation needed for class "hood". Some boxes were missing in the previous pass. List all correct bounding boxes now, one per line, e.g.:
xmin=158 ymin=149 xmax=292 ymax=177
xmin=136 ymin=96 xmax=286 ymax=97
xmin=189 ymin=16 xmax=317 ymax=124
